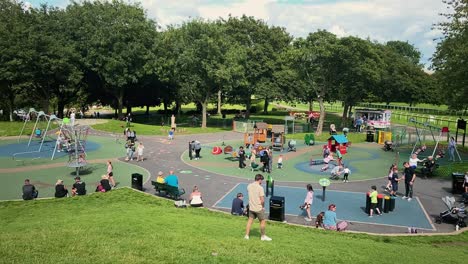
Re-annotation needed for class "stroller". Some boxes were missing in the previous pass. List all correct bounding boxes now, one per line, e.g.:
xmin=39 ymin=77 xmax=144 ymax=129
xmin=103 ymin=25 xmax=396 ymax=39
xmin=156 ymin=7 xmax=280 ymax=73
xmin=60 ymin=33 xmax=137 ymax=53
xmin=383 ymin=140 xmax=393 ymax=152
xmin=435 ymin=196 xmax=467 ymax=229
xmin=287 ymin=140 xmax=297 ymax=152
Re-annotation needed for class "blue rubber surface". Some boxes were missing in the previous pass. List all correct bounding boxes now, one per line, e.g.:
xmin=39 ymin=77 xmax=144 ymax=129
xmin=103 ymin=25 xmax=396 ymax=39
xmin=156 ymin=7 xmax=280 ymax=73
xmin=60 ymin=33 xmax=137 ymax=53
xmin=215 ymin=183 xmax=434 ymax=230
xmin=0 ymin=140 xmax=101 ymax=159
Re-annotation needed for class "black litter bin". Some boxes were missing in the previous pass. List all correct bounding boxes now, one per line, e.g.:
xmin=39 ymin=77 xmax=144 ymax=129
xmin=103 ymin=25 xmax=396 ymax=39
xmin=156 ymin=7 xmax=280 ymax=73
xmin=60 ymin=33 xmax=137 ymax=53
xmin=365 ymin=192 xmax=371 ymax=214
xmin=389 ymin=196 xmax=396 ymax=211
xmin=131 ymin=173 xmax=143 ymax=191
xmin=366 ymin=131 xmax=374 ymax=142
xmin=452 ymin=172 xmax=465 ymax=194
xmin=269 ymin=196 xmax=285 ymax=222
xmin=383 ymin=196 xmax=390 ymax=213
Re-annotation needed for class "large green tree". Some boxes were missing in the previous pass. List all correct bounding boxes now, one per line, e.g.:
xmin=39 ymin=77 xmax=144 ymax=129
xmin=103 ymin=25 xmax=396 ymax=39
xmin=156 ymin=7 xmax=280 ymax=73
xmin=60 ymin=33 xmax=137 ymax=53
xmin=432 ymin=0 xmax=468 ymax=110
xmin=65 ymin=0 xmax=157 ymax=117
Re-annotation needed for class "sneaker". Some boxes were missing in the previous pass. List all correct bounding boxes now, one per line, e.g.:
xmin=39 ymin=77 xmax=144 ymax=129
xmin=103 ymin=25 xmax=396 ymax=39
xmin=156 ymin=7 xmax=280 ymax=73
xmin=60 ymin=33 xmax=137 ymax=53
xmin=342 ymin=180 xmax=345 ymax=182
xmin=407 ymin=198 xmax=412 ymax=202
xmin=402 ymin=196 xmax=408 ymax=199
xmin=244 ymin=235 xmax=249 ymax=240
xmin=304 ymin=217 xmax=312 ymax=222
xmin=261 ymin=235 xmax=272 ymax=241
xmin=369 ymin=215 xmax=373 ymax=218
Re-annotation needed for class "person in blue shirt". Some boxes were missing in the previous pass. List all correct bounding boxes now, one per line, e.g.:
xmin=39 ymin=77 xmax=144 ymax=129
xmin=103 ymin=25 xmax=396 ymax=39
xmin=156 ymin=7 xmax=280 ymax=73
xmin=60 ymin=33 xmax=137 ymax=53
xmin=164 ymin=170 xmax=179 ymax=188
xmin=231 ymin=193 xmax=246 ymax=216
xmin=323 ymin=204 xmax=337 ymax=230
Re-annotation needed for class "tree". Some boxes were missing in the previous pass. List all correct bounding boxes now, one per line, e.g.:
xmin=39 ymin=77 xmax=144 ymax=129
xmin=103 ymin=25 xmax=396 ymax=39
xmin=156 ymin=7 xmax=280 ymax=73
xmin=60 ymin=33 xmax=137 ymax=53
xmin=290 ymin=31 xmax=340 ymax=136
xmin=65 ymin=0 xmax=157 ymax=117
xmin=432 ymin=0 xmax=468 ymax=110
xmin=175 ymin=19 xmax=228 ymax=128
xmin=0 ymin=0 xmax=34 ymax=120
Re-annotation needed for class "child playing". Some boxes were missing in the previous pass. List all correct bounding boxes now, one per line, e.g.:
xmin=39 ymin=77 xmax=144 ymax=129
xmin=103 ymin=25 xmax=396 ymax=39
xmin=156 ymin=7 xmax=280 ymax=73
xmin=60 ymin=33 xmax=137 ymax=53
xmin=369 ymin=185 xmax=382 ymax=217
xmin=343 ymin=166 xmax=351 ymax=182
xmin=277 ymin=155 xmax=283 ymax=169
xmin=168 ymin=128 xmax=175 ymax=140
xmin=320 ymin=153 xmax=334 ymax=171
xmin=137 ymin=142 xmax=145 ymax=161
xmin=300 ymin=184 xmax=314 ymax=222
xmin=390 ymin=167 xmax=400 ymax=197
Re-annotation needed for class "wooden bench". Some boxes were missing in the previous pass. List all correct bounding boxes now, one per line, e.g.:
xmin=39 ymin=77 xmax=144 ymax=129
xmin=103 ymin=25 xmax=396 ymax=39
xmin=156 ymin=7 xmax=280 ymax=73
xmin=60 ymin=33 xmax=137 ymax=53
xmin=151 ymin=181 xmax=186 ymax=200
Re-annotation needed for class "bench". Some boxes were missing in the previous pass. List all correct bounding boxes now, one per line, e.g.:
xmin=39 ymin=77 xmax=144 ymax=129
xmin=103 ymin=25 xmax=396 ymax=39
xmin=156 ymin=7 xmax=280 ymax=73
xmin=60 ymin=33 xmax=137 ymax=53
xmin=151 ymin=181 xmax=186 ymax=200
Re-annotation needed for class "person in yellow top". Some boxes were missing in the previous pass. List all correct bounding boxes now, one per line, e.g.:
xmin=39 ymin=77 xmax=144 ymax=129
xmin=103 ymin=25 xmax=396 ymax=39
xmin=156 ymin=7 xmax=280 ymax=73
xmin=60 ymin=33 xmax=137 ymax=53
xmin=369 ymin=185 xmax=382 ymax=217
xmin=156 ymin=171 xmax=165 ymax=183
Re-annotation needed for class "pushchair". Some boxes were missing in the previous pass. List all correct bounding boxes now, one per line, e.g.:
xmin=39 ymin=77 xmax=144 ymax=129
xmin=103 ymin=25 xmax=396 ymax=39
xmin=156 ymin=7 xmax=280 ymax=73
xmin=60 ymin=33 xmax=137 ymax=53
xmin=435 ymin=196 xmax=467 ymax=229
xmin=287 ymin=140 xmax=297 ymax=152
xmin=383 ymin=140 xmax=393 ymax=152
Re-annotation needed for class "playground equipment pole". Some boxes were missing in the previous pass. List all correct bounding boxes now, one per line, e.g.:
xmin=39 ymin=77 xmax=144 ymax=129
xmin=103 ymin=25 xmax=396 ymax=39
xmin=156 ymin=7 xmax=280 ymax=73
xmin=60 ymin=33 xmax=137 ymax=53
xmin=18 ymin=108 xmax=36 ymax=143
xmin=28 ymin=111 xmax=44 ymax=147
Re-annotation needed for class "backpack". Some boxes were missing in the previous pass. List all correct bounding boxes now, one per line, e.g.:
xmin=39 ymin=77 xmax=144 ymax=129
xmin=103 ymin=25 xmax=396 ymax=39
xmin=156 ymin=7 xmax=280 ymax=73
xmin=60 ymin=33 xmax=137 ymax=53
xmin=96 ymin=184 xmax=106 ymax=193
xmin=174 ymin=199 xmax=187 ymax=208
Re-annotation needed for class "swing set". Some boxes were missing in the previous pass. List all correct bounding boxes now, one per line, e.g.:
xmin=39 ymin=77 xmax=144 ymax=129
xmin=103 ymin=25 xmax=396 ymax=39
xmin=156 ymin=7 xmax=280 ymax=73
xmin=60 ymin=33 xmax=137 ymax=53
xmin=408 ymin=118 xmax=452 ymax=159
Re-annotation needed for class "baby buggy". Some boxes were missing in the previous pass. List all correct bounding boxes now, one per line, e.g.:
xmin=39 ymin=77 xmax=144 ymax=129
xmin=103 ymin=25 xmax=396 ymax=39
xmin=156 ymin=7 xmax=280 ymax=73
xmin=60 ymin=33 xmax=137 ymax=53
xmin=435 ymin=196 xmax=467 ymax=229
xmin=383 ymin=140 xmax=393 ymax=152
xmin=287 ymin=140 xmax=297 ymax=152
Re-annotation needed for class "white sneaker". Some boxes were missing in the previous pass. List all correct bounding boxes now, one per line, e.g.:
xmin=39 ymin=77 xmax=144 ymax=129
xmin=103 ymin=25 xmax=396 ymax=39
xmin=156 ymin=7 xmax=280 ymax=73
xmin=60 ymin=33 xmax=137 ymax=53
xmin=261 ymin=235 xmax=272 ymax=241
xmin=407 ymin=198 xmax=412 ymax=202
xmin=244 ymin=235 xmax=249 ymax=240
xmin=402 ymin=196 xmax=407 ymax=199
xmin=304 ymin=217 xmax=312 ymax=222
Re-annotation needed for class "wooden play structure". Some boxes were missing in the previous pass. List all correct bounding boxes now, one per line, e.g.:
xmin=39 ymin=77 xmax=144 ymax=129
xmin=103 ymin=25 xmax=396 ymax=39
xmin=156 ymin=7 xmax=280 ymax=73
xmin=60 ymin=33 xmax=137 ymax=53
xmin=271 ymin=132 xmax=285 ymax=151
xmin=244 ymin=122 xmax=268 ymax=145
xmin=327 ymin=135 xmax=349 ymax=155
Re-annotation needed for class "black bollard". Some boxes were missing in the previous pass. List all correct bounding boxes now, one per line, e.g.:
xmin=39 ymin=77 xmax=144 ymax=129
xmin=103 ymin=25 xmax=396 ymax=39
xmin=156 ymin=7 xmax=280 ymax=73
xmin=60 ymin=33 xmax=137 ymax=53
xmin=322 ymin=186 xmax=326 ymax=201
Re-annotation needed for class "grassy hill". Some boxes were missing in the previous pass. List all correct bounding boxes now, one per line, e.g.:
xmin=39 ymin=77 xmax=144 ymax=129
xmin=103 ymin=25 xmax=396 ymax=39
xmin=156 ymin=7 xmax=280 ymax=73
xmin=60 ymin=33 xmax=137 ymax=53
xmin=0 ymin=188 xmax=467 ymax=264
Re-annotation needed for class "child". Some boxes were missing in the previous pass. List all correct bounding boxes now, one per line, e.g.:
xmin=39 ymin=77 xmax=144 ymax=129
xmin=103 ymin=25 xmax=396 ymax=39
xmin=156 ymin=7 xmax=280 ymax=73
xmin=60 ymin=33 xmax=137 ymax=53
xmin=385 ymin=164 xmax=396 ymax=191
xmin=277 ymin=155 xmax=283 ymax=169
xmin=168 ymin=128 xmax=175 ymax=140
xmin=238 ymin=146 xmax=246 ymax=169
xmin=137 ymin=142 xmax=145 ymax=161
xmin=315 ymin=212 xmax=325 ymax=228
xmin=320 ymin=153 xmax=334 ymax=171
xmin=125 ymin=140 xmax=135 ymax=161
xmin=300 ymin=184 xmax=314 ymax=222
xmin=343 ymin=166 xmax=351 ymax=182
xmin=390 ymin=167 xmax=400 ymax=197
xmin=369 ymin=185 xmax=382 ymax=217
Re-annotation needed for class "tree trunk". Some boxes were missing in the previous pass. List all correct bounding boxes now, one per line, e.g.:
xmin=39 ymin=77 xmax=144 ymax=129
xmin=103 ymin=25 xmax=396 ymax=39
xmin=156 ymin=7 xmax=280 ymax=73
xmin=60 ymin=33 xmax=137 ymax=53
xmin=8 ymin=104 xmax=13 ymax=122
xmin=217 ymin=89 xmax=222 ymax=115
xmin=263 ymin=97 xmax=269 ymax=114
xmin=175 ymin=100 xmax=181 ymax=116
xmin=57 ymin=100 xmax=65 ymax=119
xmin=41 ymin=98 xmax=50 ymax=115
xmin=315 ymin=97 xmax=325 ymax=136
xmin=146 ymin=105 xmax=150 ymax=115
xmin=126 ymin=104 xmax=131 ymax=115
xmin=309 ymin=99 xmax=313 ymax=111
xmin=201 ymin=100 xmax=207 ymax=128
xmin=245 ymin=98 xmax=252 ymax=119
xmin=341 ymin=102 xmax=349 ymax=128
xmin=163 ymin=100 xmax=168 ymax=116
xmin=8 ymin=91 xmax=14 ymax=122
xmin=117 ymin=92 xmax=124 ymax=118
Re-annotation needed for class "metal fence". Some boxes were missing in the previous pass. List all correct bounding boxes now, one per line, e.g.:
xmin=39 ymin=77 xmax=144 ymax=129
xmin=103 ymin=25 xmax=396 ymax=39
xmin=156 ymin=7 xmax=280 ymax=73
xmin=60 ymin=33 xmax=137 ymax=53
xmin=357 ymin=102 xmax=467 ymax=117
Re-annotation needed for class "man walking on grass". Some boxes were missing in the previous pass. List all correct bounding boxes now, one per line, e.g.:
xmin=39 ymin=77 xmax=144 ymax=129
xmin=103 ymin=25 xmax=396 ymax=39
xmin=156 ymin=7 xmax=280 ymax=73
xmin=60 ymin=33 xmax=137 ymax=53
xmin=402 ymin=162 xmax=416 ymax=201
xmin=245 ymin=174 xmax=272 ymax=241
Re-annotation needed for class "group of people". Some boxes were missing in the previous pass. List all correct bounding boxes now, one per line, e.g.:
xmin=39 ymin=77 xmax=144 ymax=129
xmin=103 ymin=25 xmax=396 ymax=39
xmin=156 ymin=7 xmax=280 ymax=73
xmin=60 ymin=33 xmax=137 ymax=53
xmin=124 ymin=140 xmax=144 ymax=162
xmin=385 ymin=162 xmax=417 ymax=201
xmin=156 ymin=170 xmax=203 ymax=207
xmin=22 ymin=160 xmax=116 ymax=200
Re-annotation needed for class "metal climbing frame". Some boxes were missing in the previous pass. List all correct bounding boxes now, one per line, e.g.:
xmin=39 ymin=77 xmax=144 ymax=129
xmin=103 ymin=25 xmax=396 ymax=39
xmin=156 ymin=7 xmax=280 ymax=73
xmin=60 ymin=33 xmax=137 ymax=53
xmin=17 ymin=108 xmax=61 ymax=152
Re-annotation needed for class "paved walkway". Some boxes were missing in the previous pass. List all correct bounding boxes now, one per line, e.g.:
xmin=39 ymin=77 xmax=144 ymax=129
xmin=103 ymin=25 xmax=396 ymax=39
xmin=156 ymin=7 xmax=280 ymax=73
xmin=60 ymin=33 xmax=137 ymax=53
xmin=88 ymin=128 xmax=462 ymax=234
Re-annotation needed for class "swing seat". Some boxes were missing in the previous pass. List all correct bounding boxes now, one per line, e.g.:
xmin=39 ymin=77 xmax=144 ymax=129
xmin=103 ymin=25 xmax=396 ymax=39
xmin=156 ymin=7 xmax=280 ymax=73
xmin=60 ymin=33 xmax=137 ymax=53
xmin=34 ymin=129 xmax=42 ymax=138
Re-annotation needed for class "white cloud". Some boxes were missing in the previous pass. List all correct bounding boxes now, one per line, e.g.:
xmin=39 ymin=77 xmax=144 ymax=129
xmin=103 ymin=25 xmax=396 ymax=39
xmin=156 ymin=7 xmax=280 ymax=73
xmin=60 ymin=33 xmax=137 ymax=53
xmin=27 ymin=0 xmax=448 ymax=65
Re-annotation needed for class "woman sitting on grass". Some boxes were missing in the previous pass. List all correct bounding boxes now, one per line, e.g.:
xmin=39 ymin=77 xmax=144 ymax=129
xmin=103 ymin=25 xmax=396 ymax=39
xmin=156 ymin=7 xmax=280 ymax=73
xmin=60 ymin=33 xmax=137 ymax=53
xmin=323 ymin=204 xmax=337 ymax=230
xmin=189 ymin=186 xmax=203 ymax=207
xmin=54 ymin=180 xmax=68 ymax=198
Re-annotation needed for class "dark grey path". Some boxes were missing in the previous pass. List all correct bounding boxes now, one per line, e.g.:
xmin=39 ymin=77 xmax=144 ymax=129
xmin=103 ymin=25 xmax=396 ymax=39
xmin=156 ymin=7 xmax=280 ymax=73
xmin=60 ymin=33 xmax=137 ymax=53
xmin=89 ymin=129 xmax=463 ymax=234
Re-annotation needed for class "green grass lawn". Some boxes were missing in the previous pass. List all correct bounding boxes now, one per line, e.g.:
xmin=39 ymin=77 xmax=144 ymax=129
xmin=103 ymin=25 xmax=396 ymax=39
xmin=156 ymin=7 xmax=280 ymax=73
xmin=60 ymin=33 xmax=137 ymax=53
xmin=0 ymin=188 xmax=466 ymax=264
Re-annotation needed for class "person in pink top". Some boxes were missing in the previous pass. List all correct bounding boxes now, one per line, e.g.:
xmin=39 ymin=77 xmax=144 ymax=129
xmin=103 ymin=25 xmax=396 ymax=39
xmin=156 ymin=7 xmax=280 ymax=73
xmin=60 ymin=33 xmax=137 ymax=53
xmin=300 ymin=184 xmax=314 ymax=222
xmin=320 ymin=153 xmax=334 ymax=171
xmin=106 ymin=160 xmax=115 ymax=187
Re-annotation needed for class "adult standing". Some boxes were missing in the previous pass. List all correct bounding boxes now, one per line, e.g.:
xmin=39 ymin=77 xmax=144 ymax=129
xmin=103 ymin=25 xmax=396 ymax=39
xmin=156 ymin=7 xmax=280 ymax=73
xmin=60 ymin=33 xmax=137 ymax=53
xmin=448 ymin=137 xmax=456 ymax=161
xmin=194 ymin=140 xmax=202 ymax=160
xmin=70 ymin=110 xmax=76 ymax=126
xmin=22 ymin=179 xmax=38 ymax=200
xmin=107 ymin=160 xmax=115 ymax=187
xmin=171 ymin=114 xmax=176 ymax=129
xmin=238 ymin=146 xmax=246 ymax=169
xmin=245 ymin=174 xmax=272 ymax=241
xmin=402 ymin=162 xmax=416 ymax=202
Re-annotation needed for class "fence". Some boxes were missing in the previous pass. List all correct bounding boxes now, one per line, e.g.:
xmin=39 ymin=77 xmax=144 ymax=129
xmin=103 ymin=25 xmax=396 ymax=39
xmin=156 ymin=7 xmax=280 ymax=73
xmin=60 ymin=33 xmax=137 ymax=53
xmin=357 ymin=102 xmax=467 ymax=117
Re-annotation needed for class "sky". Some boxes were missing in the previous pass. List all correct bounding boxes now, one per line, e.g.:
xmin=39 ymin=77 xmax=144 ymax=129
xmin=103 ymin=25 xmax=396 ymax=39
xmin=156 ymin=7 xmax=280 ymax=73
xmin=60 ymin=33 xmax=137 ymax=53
xmin=25 ymin=0 xmax=448 ymax=66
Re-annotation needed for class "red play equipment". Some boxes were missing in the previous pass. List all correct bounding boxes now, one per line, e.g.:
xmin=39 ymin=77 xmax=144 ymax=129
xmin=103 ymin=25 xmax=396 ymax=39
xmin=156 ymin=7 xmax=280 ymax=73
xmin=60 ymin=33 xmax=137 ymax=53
xmin=327 ymin=135 xmax=348 ymax=154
